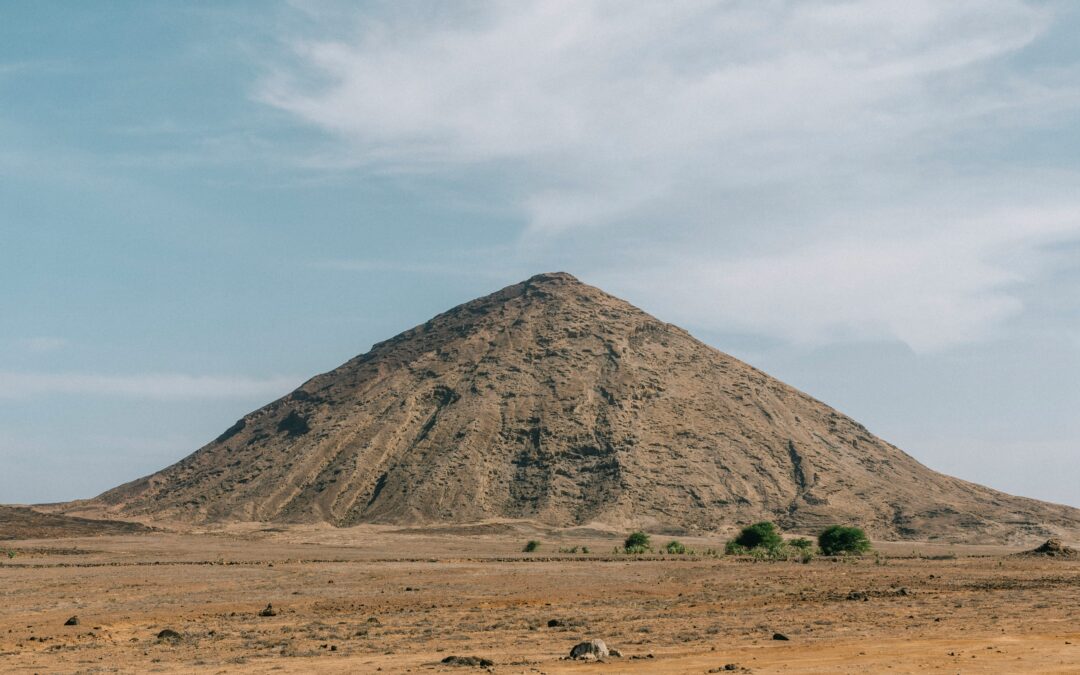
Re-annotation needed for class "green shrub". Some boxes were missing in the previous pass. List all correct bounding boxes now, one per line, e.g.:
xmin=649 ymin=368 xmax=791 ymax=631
xmin=818 ymin=525 xmax=871 ymax=556
xmin=523 ymin=540 xmax=541 ymax=553
xmin=624 ymin=531 xmax=651 ymax=553
xmin=665 ymin=540 xmax=687 ymax=555
xmin=724 ymin=540 xmax=749 ymax=555
xmin=733 ymin=521 xmax=782 ymax=551
xmin=789 ymin=537 xmax=813 ymax=550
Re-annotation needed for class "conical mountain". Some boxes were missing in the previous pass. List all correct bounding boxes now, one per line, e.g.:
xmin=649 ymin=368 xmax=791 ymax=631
xmin=95 ymin=272 xmax=1080 ymax=543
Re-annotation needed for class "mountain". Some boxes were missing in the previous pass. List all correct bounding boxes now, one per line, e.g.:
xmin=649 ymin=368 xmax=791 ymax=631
xmin=91 ymin=272 xmax=1080 ymax=543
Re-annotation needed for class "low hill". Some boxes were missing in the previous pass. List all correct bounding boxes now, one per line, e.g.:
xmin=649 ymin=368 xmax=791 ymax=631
xmin=0 ymin=505 xmax=150 ymax=540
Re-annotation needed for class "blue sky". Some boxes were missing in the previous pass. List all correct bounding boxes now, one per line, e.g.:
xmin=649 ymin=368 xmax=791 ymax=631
xmin=1 ymin=1 xmax=1078 ymax=507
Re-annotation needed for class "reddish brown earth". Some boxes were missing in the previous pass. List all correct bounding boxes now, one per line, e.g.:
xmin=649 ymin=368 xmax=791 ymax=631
xmin=72 ymin=273 xmax=1080 ymax=544
xmin=1 ymin=525 xmax=1078 ymax=674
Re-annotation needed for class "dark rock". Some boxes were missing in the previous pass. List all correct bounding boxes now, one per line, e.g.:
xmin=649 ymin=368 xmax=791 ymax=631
xmin=258 ymin=603 xmax=278 ymax=617
xmin=772 ymin=632 xmax=790 ymax=641
xmin=547 ymin=619 xmax=563 ymax=627
xmin=63 ymin=616 xmax=79 ymax=626
xmin=156 ymin=629 xmax=182 ymax=642
xmin=441 ymin=655 xmax=494 ymax=667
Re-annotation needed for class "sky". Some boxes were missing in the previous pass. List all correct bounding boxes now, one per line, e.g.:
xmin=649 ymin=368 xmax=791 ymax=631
xmin=1 ymin=0 xmax=1078 ymax=508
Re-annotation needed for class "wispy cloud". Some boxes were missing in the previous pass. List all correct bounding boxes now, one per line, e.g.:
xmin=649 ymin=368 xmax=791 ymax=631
xmin=604 ymin=202 xmax=1080 ymax=351
xmin=0 ymin=372 xmax=301 ymax=400
xmin=257 ymin=1 xmax=1080 ymax=352
xmin=19 ymin=337 xmax=69 ymax=353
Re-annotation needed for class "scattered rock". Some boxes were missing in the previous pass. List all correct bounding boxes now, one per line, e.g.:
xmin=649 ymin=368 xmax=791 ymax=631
xmin=156 ymin=629 xmax=182 ymax=642
xmin=63 ymin=616 xmax=79 ymax=626
xmin=441 ymin=655 xmax=494 ymax=667
xmin=570 ymin=639 xmax=609 ymax=660
xmin=846 ymin=591 xmax=869 ymax=601
xmin=258 ymin=603 xmax=278 ymax=617
xmin=772 ymin=632 xmax=790 ymax=641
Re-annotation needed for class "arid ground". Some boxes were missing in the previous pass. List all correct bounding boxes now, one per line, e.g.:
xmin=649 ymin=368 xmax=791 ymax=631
xmin=1 ymin=523 xmax=1078 ymax=673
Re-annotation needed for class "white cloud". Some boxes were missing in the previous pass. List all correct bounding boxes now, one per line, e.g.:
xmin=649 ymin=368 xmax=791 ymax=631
xmin=0 ymin=372 xmax=301 ymax=400
xmin=259 ymin=1 xmax=1051 ymax=188
xmin=259 ymin=1 xmax=1080 ymax=351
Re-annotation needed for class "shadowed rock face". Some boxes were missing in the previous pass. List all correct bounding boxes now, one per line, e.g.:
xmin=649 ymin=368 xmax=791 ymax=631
xmin=93 ymin=272 xmax=1080 ymax=542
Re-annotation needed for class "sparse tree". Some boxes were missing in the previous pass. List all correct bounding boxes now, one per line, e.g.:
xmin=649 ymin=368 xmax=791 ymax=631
xmin=818 ymin=525 xmax=871 ymax=556
xmin=732 ymin=521 xmax=783 ymax=551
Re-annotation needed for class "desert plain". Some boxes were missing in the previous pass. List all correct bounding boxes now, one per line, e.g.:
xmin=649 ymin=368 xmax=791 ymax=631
xmin=2 ymin=519 xmax=1078 ymax=674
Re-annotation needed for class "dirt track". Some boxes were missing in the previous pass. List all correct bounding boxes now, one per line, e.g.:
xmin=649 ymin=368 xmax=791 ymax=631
xmin=1 ymin=525 xmax=1078 ymax=673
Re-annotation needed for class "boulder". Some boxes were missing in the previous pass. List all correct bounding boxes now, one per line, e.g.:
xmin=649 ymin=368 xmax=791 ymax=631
xmin=570 ymin=639 xmax=609 ymax=660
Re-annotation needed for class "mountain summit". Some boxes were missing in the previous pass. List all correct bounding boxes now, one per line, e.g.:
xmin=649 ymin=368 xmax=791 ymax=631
xmin=95 ymin=272 xmax=1080 ymax=542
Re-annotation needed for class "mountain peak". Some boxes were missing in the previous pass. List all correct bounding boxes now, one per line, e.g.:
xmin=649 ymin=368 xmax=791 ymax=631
xmin=524 ymin=271 xmax=581 ymax=285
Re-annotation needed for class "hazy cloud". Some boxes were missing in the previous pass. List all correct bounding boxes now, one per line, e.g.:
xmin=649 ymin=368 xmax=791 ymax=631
xmin=0 ymin=372 xmax=301 ymax=400
xmin=19 ymin=337 xmax=69 ymax=353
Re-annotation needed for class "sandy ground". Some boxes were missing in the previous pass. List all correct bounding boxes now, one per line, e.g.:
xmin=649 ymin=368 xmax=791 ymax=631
xmin=1 ymin=525 xmax=1078 ymax=674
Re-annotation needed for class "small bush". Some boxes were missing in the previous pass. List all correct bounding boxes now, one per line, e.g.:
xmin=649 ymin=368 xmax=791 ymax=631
xmin=818 ymin=525 xmax=871 ymax=556
xmin=624 ymin=531 xmax=651 ymax=553
xmin=5 ymin=549 xmax=16 ymax=560
xmin=581 ymin=546 xmax=590 ymax=554
xmin=665 ymin=540 xmax=687 ymax=555
xmin=523 ymin=540 xmax=541 ymax=553
xmin=724 ymin=540 xmax=749 ymax=555
xmin=789 ymin=537 xmax=813 ymax=550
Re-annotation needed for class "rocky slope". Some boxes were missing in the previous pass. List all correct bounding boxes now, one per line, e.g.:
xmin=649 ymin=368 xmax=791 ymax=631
xmin=91 ymin=273 xmax=1080 ymax=543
